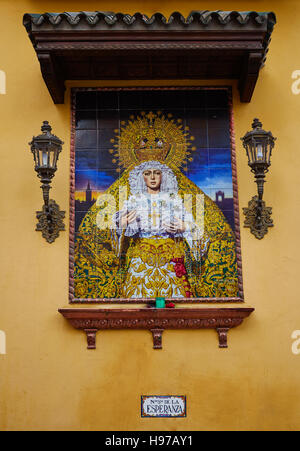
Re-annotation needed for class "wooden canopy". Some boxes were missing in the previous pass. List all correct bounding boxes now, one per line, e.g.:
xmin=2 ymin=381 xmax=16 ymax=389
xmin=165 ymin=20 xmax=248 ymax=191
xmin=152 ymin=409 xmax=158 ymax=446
xmin=23 ymin=10 xmax=276 ymax=104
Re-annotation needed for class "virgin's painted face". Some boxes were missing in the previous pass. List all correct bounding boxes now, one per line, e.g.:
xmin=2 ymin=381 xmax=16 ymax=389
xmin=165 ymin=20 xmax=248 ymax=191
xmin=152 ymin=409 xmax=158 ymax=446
xmin=143 ymin=169 xmax=162 ymax=193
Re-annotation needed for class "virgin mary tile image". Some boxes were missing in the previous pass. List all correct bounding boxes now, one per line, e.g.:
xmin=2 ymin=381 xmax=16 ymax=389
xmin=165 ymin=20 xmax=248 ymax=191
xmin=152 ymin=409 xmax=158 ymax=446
xmin=74 ymin=90 xmax=239 ymax=300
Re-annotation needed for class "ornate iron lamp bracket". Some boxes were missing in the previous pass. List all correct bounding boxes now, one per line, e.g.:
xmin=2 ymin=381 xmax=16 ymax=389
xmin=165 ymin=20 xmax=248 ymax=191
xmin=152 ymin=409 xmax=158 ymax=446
xmin=241 ymin=118 xmax=276 ymax=239
xmin=29 ymin=121 xmax=65 ymax=243
xmin=243 ymin=195 xmax=273 ymax=239
xmin=36 ymin=199 xmax=65 ymax=243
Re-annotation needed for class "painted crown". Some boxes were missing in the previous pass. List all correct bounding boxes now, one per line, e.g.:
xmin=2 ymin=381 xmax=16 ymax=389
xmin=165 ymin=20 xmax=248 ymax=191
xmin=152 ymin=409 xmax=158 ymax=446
xmin=134 ymin=123 xmax=171 ymax=162
xmin=110 ymin=111 xmax=195 ymax=171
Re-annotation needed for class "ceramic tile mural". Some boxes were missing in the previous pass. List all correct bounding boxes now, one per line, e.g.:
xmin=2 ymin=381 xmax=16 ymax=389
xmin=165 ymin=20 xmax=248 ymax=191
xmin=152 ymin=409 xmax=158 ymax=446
xmin=72 ymin=88 xmax=241 ymax=301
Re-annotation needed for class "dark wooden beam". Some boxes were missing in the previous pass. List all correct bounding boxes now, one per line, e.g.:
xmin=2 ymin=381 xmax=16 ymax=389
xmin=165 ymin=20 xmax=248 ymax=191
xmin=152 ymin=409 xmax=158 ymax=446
xmin=239 ymin=52 xmax=263 ymax=103
xmin=37 ymin=53 xmax=65 ymax=104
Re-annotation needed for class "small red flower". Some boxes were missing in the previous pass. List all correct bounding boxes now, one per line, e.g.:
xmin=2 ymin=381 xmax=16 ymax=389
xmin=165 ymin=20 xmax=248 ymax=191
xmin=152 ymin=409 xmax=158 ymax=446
xmin=171 ymin=257 xmax=187 ymax=278
xmin=170 ymin=257 xmax=191 ymax=298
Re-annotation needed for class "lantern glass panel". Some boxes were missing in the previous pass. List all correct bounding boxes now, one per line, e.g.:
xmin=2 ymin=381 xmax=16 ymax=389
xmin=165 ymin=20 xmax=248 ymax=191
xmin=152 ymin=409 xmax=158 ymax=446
xmin=43 ymin=150 xmax=48 ymax=167
xmin=50 ymin=150 xmax=56 ymax=168
xmin=38 ymin=149 xmax=48 ymax=167
xmin=245 ymin=143 xmax=250 ymax=164
xmin=256 ymin=142 xmax=263 ymax=160
xmin=267 ymin=141 xmax=273 ymax=165
xmin=249 ymin=139 xmax=256 ymax=165
xmin=36 ymin=148 xmax=42 ymax=167
xmin=252 ymin=137 xmax=267 ymax=164
xmin=32 ymin=148 xmax=39 ymax=167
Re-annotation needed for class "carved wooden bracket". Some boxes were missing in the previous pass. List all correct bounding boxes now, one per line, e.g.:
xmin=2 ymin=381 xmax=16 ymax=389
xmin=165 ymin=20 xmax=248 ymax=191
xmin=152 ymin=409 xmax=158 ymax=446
xmin=150 ymin=328 xmax=164 ymax=350
xmin=58 ymin=307 xmax=254 ymax=350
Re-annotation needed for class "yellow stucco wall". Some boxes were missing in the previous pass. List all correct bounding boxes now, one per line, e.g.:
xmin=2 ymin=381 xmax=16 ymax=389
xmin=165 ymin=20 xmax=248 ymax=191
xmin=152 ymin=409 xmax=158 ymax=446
xmin=0 ymin=0 xmax=300 ymax=431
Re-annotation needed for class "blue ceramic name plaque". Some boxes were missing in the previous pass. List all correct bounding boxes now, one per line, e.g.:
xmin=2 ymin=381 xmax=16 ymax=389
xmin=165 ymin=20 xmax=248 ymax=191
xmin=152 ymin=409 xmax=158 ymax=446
xmin=141 ymin=395 xmax=186 ymax=418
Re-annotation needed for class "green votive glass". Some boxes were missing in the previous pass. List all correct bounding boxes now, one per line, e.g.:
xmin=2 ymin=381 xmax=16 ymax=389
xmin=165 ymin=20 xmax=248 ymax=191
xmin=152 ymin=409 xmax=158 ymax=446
xmin=155 ymin=297 xmax=166 ymax=308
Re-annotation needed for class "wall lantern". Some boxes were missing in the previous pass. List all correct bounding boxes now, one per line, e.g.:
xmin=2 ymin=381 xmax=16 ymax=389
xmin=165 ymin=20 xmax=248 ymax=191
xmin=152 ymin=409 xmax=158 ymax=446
xmin=29 ymin=121 xmax=65 ymax=243
xmin=241 ymin=118 xmax=276 ymax=239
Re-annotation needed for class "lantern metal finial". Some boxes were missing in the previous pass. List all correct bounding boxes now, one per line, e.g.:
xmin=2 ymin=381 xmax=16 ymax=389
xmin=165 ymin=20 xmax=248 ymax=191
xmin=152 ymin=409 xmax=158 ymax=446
xmin=29 ymin=121 xmax=65 ymax=243
xmin=41 ymin=120 xmax=52 ymax=133
xmin=241 ymin=118 xmax=276 ymax=239
xmin=252 ymin=118 xmax=262 ymax=129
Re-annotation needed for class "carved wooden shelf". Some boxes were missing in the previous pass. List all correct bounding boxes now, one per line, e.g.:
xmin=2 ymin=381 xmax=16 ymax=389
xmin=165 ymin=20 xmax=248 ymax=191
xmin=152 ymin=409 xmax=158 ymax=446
xmin=58 ymin=307 xmax=254 ymax=350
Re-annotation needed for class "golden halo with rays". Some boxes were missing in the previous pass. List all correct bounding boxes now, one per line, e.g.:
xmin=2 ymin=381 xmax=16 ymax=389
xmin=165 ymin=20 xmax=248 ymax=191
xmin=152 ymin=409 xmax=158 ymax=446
xmin=109 ymin=111 xmax=196 ymax=172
